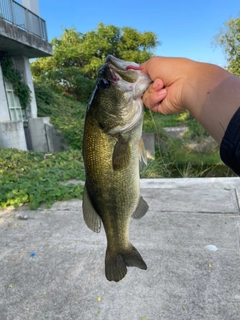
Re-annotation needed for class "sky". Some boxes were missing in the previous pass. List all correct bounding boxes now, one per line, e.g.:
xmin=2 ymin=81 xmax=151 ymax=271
xmin=38 ymin=0 xmax=239 ymax=67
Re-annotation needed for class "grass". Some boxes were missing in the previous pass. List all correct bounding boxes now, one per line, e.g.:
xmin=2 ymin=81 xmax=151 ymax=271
xmin=140 ymin=147 xmax=236 ymax=178
xmin=141 ymin=110 xmax=236 ymax=178
xmin=143 ymin=109 xmax=189 ymax=131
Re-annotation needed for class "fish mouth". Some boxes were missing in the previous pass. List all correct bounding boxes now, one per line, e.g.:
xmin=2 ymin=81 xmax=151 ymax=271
xmin=105 ymin=55 xmax=142 ymax=83
xmin=106 ymin=55 xmax=141 ymax=71
xmin=106 ymin=55 xmax=152 ymax=99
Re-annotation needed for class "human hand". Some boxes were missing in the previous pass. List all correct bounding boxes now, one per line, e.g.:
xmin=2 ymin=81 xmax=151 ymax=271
xmin=141 ymin=57 xmax=194 ymax=114
xmin=141 ymin=56 xmax=239 ymax=144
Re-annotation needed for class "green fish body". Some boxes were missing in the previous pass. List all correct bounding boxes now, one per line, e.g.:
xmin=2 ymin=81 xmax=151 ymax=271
xmin=82 ymin=55 xmax=151 ymax=282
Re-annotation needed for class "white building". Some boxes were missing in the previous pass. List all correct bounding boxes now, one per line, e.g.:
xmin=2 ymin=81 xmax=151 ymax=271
xmin=0 ymin=0 xmax=53 ymax=151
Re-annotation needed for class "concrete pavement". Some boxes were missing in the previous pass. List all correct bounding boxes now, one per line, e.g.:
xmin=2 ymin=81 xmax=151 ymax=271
xmin=0 ymin=178 xmax=240 ymax=320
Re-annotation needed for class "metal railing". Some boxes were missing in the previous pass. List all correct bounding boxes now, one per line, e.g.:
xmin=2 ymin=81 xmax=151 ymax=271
xmin=0 ymin=0 xmax=48 ymax=41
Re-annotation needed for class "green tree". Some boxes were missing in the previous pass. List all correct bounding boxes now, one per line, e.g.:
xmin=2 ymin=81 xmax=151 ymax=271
xmin=31 ymin=23 xmax=158 ymax=98
xmin=214 ymin=16 xmax=240 ymax=76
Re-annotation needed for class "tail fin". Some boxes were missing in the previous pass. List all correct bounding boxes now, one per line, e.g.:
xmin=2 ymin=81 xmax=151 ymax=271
xmin=105 ymin=244 xmax=147 ymax=282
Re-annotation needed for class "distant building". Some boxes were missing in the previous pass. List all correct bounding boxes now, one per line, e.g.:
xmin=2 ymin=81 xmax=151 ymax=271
xmin=0 ymin=0 xmax=55 ymax=151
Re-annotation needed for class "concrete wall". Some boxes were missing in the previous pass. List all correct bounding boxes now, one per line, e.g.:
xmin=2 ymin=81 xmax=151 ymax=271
xmin=45 ymin=124 xmax=68 ymax=152
xmin=23 ymin=57 xmax=38 ymax=118
xmin=0 ymin=18 xmax=53 ymax=58
xmin=0 ymin=65 xmax=10 ymax=121
xmin=28 ymin=117 xmax=50 ymax=151
xmin=13 ymin=56 xmax=38 ymax=118
xmin=28 ymin=119 xmax=69 ymax=152
xmin=0 ymin=116 xmax=69 ymax=153
xmin=0 ymin=121 xmax=27 ymax=150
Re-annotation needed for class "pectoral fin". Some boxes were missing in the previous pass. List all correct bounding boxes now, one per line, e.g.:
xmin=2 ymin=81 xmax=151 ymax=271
xmin=112 ymin=137 xmax=131 ymax=171
xmin=138 ymin=138 xmax=147 ymax=165
xmin=82 ymin=185 xmax=101 ymax=233
xmin=132 ymin=196 xmax=149 ymax=219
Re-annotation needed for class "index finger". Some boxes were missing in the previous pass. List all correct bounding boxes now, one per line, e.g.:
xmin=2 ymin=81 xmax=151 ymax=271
xmin=140 ymin=57 xmax=166 ymax=81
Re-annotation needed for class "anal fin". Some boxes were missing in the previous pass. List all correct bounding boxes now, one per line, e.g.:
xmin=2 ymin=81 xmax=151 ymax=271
xmin=132 ymin=196 xmax=149 ymax=219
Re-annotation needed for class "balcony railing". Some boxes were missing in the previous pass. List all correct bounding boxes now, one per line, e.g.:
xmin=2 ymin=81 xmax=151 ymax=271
xmin=0 ymin=0 xmax=48 ymax=41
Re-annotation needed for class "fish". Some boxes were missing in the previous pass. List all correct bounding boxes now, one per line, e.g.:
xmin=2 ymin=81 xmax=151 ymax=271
xmin=82 ymin=55 xmax=151 ymax=282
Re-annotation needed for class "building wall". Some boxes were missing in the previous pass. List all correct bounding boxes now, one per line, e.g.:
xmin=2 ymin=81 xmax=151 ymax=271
xmin=0 ymin=0 xmax=54 ymax=152
xmin=0 ymin=56 xmax=43 ymax=151
xmin=0 ymin=65 xmax=11 ymax=121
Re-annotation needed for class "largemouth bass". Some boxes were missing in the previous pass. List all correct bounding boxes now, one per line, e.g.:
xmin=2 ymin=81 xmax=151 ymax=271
xmin=82 ymin=55 xmax=151 ymax=282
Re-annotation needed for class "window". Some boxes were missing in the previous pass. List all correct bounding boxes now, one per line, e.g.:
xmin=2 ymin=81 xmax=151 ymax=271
xmin=5 ymin=81 xmax=24 ymax=121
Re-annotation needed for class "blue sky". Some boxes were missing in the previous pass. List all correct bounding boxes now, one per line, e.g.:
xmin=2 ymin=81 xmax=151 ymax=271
xmin=38 ymin=0 xmax=239 ymax=67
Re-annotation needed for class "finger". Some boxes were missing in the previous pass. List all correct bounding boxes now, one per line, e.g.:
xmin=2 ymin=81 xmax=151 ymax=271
xmin=152 ymin=78 xmax=164 ymax=91
xmin=141 ymin=57 xmax=167 ymax=80
xmin=144 ymin=79 xmax=164 ymax=96
xmin=142 ymin=88 xmax=167 ymax=112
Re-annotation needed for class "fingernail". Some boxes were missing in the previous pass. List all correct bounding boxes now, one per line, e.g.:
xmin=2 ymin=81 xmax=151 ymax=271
xmin=158 ymin=89 xmax=167 ymax=96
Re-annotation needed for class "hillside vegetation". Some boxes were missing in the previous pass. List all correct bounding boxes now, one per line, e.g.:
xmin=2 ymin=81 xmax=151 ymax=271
xmin=35 ymin=83 xmax=87 ymax=150
xmin=35 ymin=83 xmax=235 ymax=179
xmin=0 ymin=84 xmax=235 ymax=210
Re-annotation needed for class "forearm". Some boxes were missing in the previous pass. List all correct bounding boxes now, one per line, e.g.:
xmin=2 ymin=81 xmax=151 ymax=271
xmin=185 ymin=63 xmax=240 ymax=144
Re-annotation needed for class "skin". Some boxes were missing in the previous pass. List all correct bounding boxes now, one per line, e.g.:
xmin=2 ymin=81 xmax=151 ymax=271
xmin=141 ymin=57 xmax=240 ymax=144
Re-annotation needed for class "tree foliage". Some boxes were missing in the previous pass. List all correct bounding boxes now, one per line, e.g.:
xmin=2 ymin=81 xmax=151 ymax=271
xmin=214 ymin=16 xmax=240 ymax=76
xmin=31 ymin=23 xmax=158 ymax=99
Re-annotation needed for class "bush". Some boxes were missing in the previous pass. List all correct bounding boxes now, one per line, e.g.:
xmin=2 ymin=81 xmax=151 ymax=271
xmin=0 ymin=147 xmax=85 ymax=209
xmin=34 ymin=83 xmax=86 ymax=150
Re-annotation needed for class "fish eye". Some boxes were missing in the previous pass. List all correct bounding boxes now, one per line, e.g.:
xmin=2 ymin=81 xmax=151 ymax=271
xmin=99 ymin=78 xmax=110 ymax=89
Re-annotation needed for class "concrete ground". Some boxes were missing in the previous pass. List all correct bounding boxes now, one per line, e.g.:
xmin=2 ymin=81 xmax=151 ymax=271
xmin=0 ymin=177 xmax=240 ymax=320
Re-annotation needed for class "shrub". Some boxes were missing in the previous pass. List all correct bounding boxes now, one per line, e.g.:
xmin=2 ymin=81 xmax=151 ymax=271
xmin=34 ymin=83 xmax=86 ymax=150
xmin=0 ymin=147 xmax=85 ymax=209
